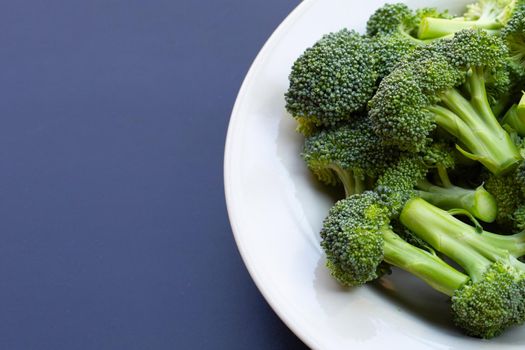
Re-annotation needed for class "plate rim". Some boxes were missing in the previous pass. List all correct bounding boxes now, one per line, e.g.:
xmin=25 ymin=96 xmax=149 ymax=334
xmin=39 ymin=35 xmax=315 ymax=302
xmin=223 ymin=0 xmax=319 ymax=348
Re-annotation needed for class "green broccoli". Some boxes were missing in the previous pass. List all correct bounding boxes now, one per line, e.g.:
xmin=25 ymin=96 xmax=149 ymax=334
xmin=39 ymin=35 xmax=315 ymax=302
xmin=418 ymin=0 xmax=520 ymax=40
xmin=485 ymin=170 xmax=525 ymax=230
xmin=366 ymin=4 xmax=450 ymax=79
xmin=369 ymin=30 xmax=522 ymax=175
xmin=302 ymin=118 xmax=399 ymax=196
xmin=378 ymin=150 xmax=497 ymax=223
xmin=285 ymin=29 xmax=378 ymax=133
xmin=499 ymin=0 xmax=525 ymax=65
xmin=366 ymin=3 xmax=450 ymax=38
xmin=321 ymin=191 xmax=525 ymax=338
xmin=399 ymin=197 xmax=525 ymax=337
xmin=487 ymin=60 xmax=525 ymax=116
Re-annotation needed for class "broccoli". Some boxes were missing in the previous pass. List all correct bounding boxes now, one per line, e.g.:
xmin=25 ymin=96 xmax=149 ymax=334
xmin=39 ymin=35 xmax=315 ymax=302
xmin=500 ymin=0 xmax=525 ymax=65
xmin=489 ymin=60 xmax=525 ymax=119
xmin=285 ymin=29 xmax=378 ymax=133
xmin=302 ymin=118 xmax=399 ymax=196
xmin=285 ymin=1 xmax=525 ymax=339
xmin=486 ymin=170 xmax=525 ymax=230
xmin=366 ymin=3 xmax=450 ymax=38
xmin=377 ymin=151 xmax=497 ymax=223
xmin=369 ymin=30 xmax=522 ymax=175
xmin=366 ymin=4 xmax=450 ymax=79
xmin=321 ymin=191 xmax=525 ymax=338
xmin=366 ymin=3 xmax=419 ymax=37
xmin=418 ymin=0 xmax=520 ymax=40
xmin=399 ymin=197 xmax=525 ymax=337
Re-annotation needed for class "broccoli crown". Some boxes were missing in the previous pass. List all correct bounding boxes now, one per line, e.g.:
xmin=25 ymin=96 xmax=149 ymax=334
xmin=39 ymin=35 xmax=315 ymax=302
xmin=512 ymin=204 xmax=525 ymax=231
xmin=369 ymin=51 xmax=463 ymax=151
xmin=452 ymin=260 xmax=525 ymax=338
xmin=376 ymin=155 xmax=428 ymax=216
xmin=366 ymin=3 xmax=417 ymax=37
xmin=369 ymin=33 xmax=419 ymax=79
xmin=484 ymin=168 xmax=525 ymax=230
xmin=366 ymin=5 xmax=451 ymax=79
xmin=422 ymin=142 xmax=457 ymax=170
xmin=285 ymin=29 xmax=378 ymax=129
xmin=320 ymin=192 xmax=391 ymax=286
xmin=516 ymin=160 xmax=525 ymax=191
xmin=369 ymin=30 xmax=521 ymax=175
xmin=500 ymin=0 xmax=525 ymax=64
xmin=484 ymin=60 xmax=525 ymax=111
xmin=440 ymin=29 xmax=509 ymax=69
xmin=302 ymin=118 xmax=400 ymax=196
xmin=377 ymin=155 xmax=427 ymax=194
xmin=504 ymin=60 xmax=525 ymax=94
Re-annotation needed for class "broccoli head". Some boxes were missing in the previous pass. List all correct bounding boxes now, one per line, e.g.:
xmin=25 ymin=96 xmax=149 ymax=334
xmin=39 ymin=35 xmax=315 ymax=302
xmin=302 ymin=117 xmax=400 ymax=197
xmin=400 ymin=197 xmax=525 ymax=338
xmin=285 ymin=29 xmax=378 ymax=132
xmin=369 ymin=30 xmax=521 ymax=175
xmin=322 ymin=190 xmax=525 ymax=338
xmin=367 ymin=4 xmax=451 ymax=79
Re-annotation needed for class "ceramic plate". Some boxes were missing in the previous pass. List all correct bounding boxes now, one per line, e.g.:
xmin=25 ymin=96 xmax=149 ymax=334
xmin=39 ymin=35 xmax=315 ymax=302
xmin=224 ymin=0 xmax=525 ymax=348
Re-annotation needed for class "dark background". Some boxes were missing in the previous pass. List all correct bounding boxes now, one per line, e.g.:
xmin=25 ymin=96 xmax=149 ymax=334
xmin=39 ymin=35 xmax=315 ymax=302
xmin=0 ymin=0 xmax=307 ymax=349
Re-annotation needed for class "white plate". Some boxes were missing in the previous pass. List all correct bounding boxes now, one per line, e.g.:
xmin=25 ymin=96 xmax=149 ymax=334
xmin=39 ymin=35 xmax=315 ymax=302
xmin=224 ymin=0 xmax=525 ymax=348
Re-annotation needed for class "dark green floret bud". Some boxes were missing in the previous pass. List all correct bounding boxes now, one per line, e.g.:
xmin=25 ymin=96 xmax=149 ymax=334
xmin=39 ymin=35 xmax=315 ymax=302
xmin=285 ymin=29 xmax=378 ymax=130
xmin=320 ymin=192 xmax=391 ymax=286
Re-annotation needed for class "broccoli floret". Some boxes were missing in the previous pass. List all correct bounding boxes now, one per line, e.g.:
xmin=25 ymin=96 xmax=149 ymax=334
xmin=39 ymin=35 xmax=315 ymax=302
xmin=484 ymin=160 xmax=525 ymax=230
xmin=491 ymin=61 xmax=525 ymax=117
xmin=418 ymin=0 xmax=519 ymax=40
xmin=285 ymin=29 xmax=378 ymax=131
xmin=512 ymin=204 xmax=525 ymax=230
xmin=322 ymin=191 xmax=525 ymax=338
xmin=369 ymin=30 xmax=522 ymax=175
xmin=501 ymin=0 xmax=525 ymax=66
xmin=377 ymin=147 xmax=497 ymax=223
xmin=366 ymin=4 xmax=451 ymax=79
xmin=320 ymin=192 xmax=392 ymax=285
xmin=366 ymin=3 xmax=450 ymax=38
xmin=399 ymin=197 xmax=525 ymax=338
xmin=369 ymin=34 xmax=419 ymax=79
xmin=302 ymin=118 xmax=399 ymax=197
xmin=366 ymin=3 xmax=418 ymax=37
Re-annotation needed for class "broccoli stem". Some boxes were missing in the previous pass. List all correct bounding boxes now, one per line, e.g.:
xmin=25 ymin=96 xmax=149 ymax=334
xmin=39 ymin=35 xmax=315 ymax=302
xmin=330 ymin=166 xmax=366 ymax=197
xmin=476 ymin=231 xmax=525 ymax=258
xmin=501 ymin=104 xmax=525 ymax=135
xmin=400 ymin=198 xmax=505 ymax=281
xmin=501 ymin=94 xmax=525 ymax=136
xmin=430 ymin=76 xmax=521 ymax=175
xmin=415 ymin=180 xmax=497 ymax=222
xmin=400 ymin=198 xmax=525 ymax=276
xmin=492 ymin=97 xmax=512 ymax=118
xmin=331 ymin=165 xmax=355 ymax=198
xmin=418 ymin=17 xmax=501 ymax=40
xmin=382 ymin=229 xmax=468 ymax=296
xmin=436 ymin=164 xmax=453 ymax=188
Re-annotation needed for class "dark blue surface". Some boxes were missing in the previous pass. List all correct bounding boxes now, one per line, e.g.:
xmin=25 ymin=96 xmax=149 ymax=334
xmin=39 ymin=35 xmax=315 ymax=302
xmin=0 ymin=1 xmax=306 ymax=349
